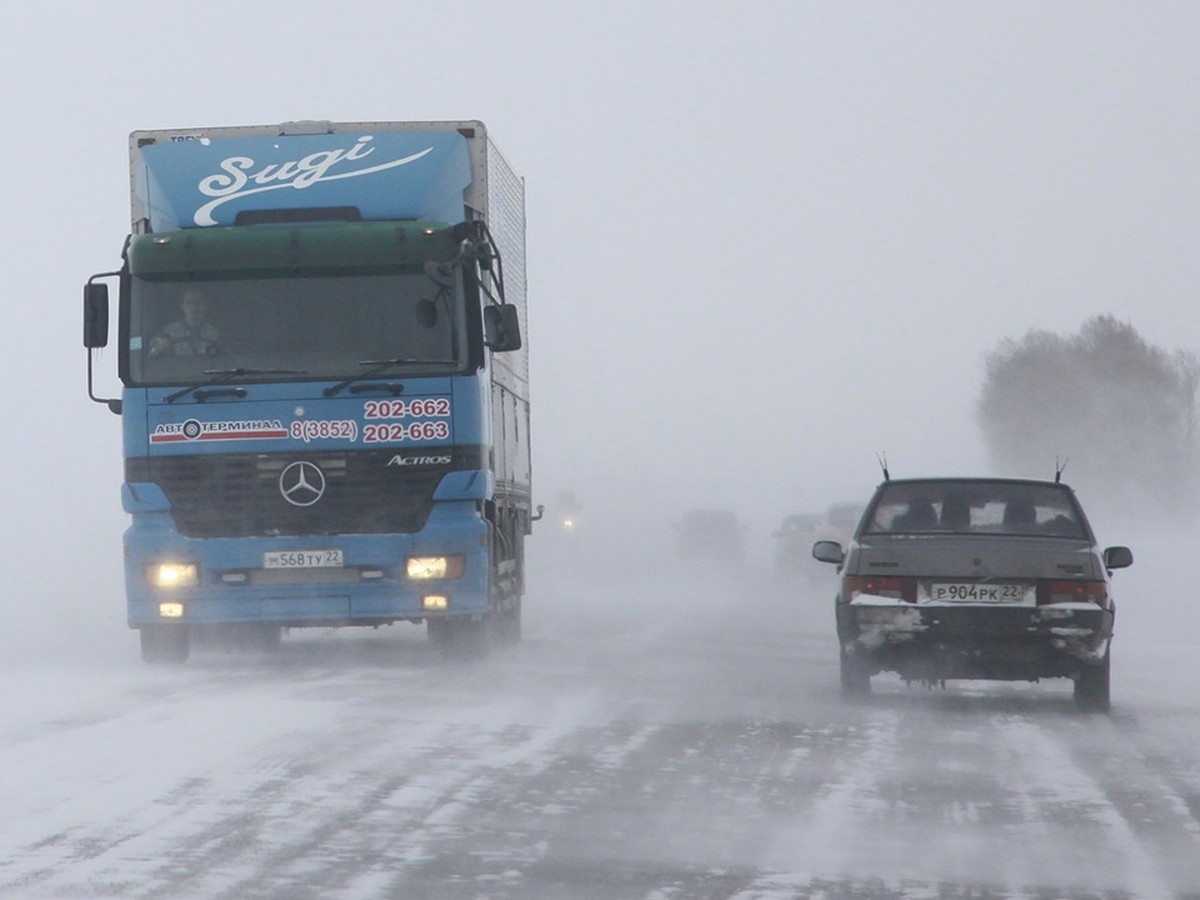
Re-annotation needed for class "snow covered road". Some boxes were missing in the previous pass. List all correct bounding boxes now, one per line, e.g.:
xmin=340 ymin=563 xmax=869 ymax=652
xmin=2 ymin=543 xmax=1199 ymax=898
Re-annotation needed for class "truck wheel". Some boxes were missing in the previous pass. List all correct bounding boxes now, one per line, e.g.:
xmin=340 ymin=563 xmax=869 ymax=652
xmin=839 ymin=650 xmax=871 ymax=698
xmin=490 ymin=601 xmax=522 ymax=646
xmin=140 ymin=624 xmax=189 ymax=665
xmin=1074 ymin=651 xmax=1111 ymax=712
xmin=236 ymin=623 xmax=282 ymax=654
xmin=428 ymin=618 xmax=489 ymax=660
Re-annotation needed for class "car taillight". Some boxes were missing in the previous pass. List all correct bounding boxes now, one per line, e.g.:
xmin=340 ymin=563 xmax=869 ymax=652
xmin=844 ymin=575 xmax=916 ymax=602
xmin=1037 ymin=579 xmax=1106 ymax=606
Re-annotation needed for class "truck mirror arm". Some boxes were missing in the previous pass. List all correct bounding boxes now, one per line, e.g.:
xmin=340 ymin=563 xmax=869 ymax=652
xmin=86 ymin=352 xmax=122 ymax=415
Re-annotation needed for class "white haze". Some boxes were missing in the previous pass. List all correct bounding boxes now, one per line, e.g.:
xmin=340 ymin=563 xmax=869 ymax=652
xmin=0 ymin=0 xmax=1197 ymax=877
xmin=6 ymin=3 xmax=1200 ymax=615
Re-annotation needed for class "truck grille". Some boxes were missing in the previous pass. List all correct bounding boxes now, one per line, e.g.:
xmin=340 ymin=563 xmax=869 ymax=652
xmin=126 ymin=448 xmax=482 ymax=538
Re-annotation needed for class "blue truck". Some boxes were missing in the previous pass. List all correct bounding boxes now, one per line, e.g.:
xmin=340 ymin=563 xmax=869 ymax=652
xmin=83 ymin=120 xmax=532 ymax=663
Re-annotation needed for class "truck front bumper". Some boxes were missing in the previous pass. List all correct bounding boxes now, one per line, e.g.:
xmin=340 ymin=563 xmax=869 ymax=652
xmin=124 ymin=499 xmax=490 ymax=628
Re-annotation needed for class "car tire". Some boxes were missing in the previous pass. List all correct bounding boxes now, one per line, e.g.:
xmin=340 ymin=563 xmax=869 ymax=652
xmin=840 ymin=650 xmax=871 ymax=698
xmin=1074 ymin=651 xmax=1111 ymax=712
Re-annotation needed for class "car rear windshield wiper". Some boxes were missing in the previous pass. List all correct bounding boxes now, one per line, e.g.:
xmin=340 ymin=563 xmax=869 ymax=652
xmin=323 ymin=358 xmax=456 ymax=397
xmin=165 ymin=368 xmax=307 ymax=403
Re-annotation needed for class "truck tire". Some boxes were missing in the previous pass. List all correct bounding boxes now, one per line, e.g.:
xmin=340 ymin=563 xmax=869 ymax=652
xmin=257 ymin=624 xmax=283 ymax=652
xmin=428 ymin=617 xmax=489 ymax=660
xmin=490 ymin=600 xmax=522 ymax=646
xmin=140 ymin=624 xmax=189 ymax=665
xmin=232 ymin=623 xmax=282 ymax=654
xmin=839 ymin=649 xmax=871 ymax=698
xmin=1074 ymin=651 xmax=1111 ymax=712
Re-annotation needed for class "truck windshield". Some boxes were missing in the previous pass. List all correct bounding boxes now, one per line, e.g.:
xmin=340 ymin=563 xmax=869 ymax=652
xmin=127 ymin=270 xmax=467 ymax=385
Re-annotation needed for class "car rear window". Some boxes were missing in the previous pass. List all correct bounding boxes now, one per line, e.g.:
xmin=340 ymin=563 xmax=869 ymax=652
xmin=862 ymin=481 xmax=1087 ymax=539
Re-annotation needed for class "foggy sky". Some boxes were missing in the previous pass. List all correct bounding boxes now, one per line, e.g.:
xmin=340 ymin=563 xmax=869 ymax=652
xmin=4 ymin=2 xmax=1198 ymax=630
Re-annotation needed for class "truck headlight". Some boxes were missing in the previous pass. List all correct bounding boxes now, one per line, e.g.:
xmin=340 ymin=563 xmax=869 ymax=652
xmin=148 ymin=563 xmax=198 ymax=588
xmin=406 ymin=556 xmax=464 ymax=580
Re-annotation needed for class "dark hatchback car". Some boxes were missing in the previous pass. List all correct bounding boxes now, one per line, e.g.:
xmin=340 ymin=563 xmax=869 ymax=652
xmin=813 ymin=477 xmax=1132 ymax=710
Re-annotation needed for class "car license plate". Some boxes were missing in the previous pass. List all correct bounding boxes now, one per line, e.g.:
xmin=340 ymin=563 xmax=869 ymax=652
xmin=926 ymin=582 xmax=1029 ymax=603
xmin=263 ymin=549 xmax=344 ymax=569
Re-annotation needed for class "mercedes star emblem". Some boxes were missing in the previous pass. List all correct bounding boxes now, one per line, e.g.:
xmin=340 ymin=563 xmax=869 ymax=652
xmin=279 ymin=461 xmax=326 ymax=507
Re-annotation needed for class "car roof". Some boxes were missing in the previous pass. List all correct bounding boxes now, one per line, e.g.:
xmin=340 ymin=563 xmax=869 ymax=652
xmin=865 ymin=478 xmax=1083 ymax=508
xmin=876 ymin=477 xmax=1070 ymax=489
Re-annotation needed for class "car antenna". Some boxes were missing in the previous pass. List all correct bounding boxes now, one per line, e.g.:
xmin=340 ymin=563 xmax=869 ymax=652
xmin=1055 ymin=456 xmax=1069 ymax=483
xmin=877 ymin=452 xmax=890 ymax=481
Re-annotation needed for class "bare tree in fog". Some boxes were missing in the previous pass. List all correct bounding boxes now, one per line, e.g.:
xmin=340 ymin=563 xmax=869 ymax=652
xmin=978 ymin=315 xmax=1200 ymax=515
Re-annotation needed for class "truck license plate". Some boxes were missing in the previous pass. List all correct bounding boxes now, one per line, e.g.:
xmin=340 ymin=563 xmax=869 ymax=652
xmin=263 ymin=549 xmax=345 ymax=569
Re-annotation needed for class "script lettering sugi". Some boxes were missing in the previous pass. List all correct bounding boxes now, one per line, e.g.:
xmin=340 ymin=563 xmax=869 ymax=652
xmin=191 ymin=136 xmax=432 ymax=226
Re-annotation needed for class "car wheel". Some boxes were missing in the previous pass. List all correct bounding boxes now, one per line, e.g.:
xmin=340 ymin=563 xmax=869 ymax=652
xmin=140 ymin=624 xmax=189 ymax=665
xmin=1074 ymin=651 xmax=1111 ymax=712
xmin=840 ymin=650 xmax=871 ymax=698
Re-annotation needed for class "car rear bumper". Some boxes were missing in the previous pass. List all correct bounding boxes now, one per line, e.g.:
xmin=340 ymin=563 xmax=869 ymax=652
xmin=837 ymin=601 xmax=1113 ymax=682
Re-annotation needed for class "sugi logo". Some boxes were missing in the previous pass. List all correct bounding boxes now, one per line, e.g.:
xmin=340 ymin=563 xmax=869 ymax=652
xmin=192 ymin=137 xmax=434 ymax=226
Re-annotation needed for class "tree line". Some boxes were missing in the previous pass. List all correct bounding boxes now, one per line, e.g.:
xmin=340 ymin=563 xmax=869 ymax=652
xmin=977 ymin=315 xmax=1199 ymax=515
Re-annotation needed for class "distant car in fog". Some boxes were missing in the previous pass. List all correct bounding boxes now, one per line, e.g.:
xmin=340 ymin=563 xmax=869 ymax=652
xmin=551 ymin=488 xmax=583 ymax=535
xmin=812 ymin=477 xmax=1132 ymax=710
xmin=674 ymin=509 xmax=745 ymax=563
xmin=772 ymin=513 xmax=823 ymax=577
xmin=774 ymin=504 xmax=865 ymax=579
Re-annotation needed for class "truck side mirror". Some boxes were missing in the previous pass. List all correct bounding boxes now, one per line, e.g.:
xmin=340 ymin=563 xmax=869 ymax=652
xmin=484 ymin=303 xmax=522 ymax=352
xmin=83 ymin=282 xmax=110 ymax=348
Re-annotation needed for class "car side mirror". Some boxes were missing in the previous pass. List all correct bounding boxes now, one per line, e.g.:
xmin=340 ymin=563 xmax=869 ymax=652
xmin=83 ymin=282 xmax=110 ymax=348
xmin=812 ymin=540 xmax=845 ymax=565
xmin=1103 ymin=546 xmax=1133 ymax=570
xmin=484 ymin=304 xmax=522 ymax=352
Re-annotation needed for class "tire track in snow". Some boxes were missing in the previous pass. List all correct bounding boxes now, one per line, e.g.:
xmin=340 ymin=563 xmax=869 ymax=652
xmin=989 ymin=715 xmax=1176 ymax=898
xmin=0 ymin=663 xmax=603 ymax=899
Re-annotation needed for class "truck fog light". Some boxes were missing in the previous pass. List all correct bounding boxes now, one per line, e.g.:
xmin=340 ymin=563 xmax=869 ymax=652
xmin=361 ymin=569 xmax=385 ymax=580
xmin=149 ymin=563 xmax=198 ymax=588
xmin=422 ymin=595 xmax=450 ymax=611
xmin=158 ymin=602 xmax=185 ymax=618
xmin=406 ymin=556 xmax=464 ymax=580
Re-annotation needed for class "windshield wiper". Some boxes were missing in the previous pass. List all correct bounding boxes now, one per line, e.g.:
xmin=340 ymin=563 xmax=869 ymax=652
xmin=165 ymin=368 xmax=307 ymax=403
xmin=323 ymin=358 xmax=456 ymax=397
